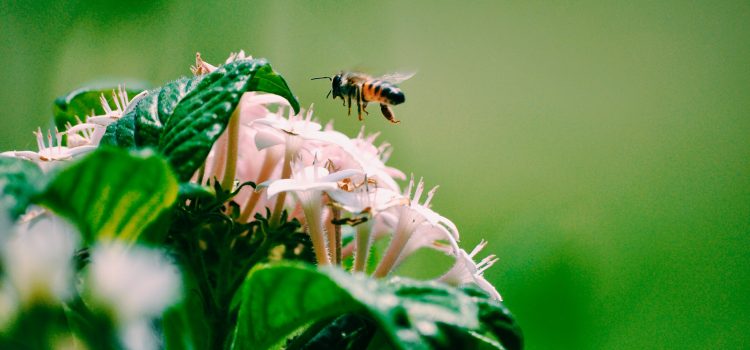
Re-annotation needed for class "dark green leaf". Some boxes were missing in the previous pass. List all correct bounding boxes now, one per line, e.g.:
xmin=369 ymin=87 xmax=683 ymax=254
xmin=163 ymin=270 xmax=211 ymax=350
xmin=245 ymin=63 xmax=300 ymax=114
xmin=64 ymin=295 xmax=120 ymax=350
xmin=134 ymin=77 xmax=200 ymax=147
xmin=0 ymin=156 xmax=44 ymax=220
xmin=36 ymin=147 xmax=178 ymax=244
xmin=232 ymin=265 xmax=360 ymax=350
xmin=292 ymin=314 xmax=376 ymax=350
xmin=158 ymin=59 xmax=299 ymax=181
xmin=178 ymin=182 xmax=216 ymax=200
xmin=53 ymin=86 xmax=144 ymax=132
xmin=232 ymin=264 xmax=481 ymax=350
xmin=99 ymin=112 xmax=136 ymax=148
xmin=461 ymin=287 xmax=523 ymax=350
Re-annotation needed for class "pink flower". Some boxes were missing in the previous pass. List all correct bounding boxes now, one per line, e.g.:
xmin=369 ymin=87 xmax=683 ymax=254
xmin=372 ymin=176 xmax=460 ymax=278
xmin=2 ymin=128 xmax=95 ymax=171
xmin=437 ymin=240 xmax=502 ymax=300
xmin=264 ymin=163 xmax=362 ymax=265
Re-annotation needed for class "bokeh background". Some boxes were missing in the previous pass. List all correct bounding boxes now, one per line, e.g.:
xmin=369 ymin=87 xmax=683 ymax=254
xmin=2 ymin=1 xmax=749 ymax=348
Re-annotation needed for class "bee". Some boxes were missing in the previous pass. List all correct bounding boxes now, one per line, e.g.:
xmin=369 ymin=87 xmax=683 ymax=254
xmin=312 ymin=71 xmax=414 ymax=124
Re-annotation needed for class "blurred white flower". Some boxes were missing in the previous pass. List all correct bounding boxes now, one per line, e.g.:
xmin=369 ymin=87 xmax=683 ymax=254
xmin=87 ymin=242 xmax=182 ymax=324
xmin=1 ymin=213 xmax=79 ymax=306
xmin=120 ymin=320 xmax=162 ymax=350
xmin=437 ymin=240 xmax=502 ymax=300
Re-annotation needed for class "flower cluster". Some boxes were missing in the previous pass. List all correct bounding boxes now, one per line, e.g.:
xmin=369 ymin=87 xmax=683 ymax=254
xmin=191 ymin=52 xmax=500 ymax=297
xmin=0 ymin=51 xmax=507 ymax=349
xmin=4 ymin=51 xmax=500 ymax=299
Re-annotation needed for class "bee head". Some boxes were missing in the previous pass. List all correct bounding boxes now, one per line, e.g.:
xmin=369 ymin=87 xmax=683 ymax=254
xmin=311 ymin=75 xmax=337 ymax=99
xmin=331 ymin=74 xmax=343 ymax=100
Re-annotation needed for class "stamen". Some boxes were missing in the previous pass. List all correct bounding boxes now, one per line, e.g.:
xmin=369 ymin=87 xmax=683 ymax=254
xmin=100 ymin=94 xmax=112 ymax=114
xmin=469 ymin=240 xmax=488 ymax=258
xmin=112 ymin=89 xmax=122 ymax=111
xmin=46 ymin=130 xmax=53 ymax=151
xmin=413 ymin=177 xmax=425 ymax=204
xmin=55 ymin=127 xmax=62 ymax=152
xmin=424 ymin=186 xmax=439 ymax=207
xmin=405 ymin=174 xmax=415 ymax=198
xmin=477 ymin=256 xmax=499 ymax=274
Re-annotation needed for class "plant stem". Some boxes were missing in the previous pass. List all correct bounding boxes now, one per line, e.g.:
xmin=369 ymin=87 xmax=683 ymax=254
xmin=302 ymin=202 xmax=331 ymax=266
xmin=353 ymin=220 xmax=372 ymax=272
xmin=208 ymin=130 xmax=229 ymax=185
xmin=372 ymin=219 xmax=410 ymax=278
xmin=220 ymin=109 xmax=240 ymax=191
xmin=239 ymin=150 xmax=280 ymax=222
xmin=334 ymin=208 xmax=342 ymax=265
xmin=269 ymin=150 xmax=293 ymax=226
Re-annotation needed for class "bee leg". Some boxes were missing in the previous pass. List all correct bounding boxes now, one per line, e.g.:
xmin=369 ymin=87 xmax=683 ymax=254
xmin=362 ymin=102 xmax=370 ymax=115
xmin=356 ymin=86 xmax=363 ymax=121
xmin=380 ymin=104 xmax=400 ymax=124
xmin=347 ymin=93 xmax=352 ymax=116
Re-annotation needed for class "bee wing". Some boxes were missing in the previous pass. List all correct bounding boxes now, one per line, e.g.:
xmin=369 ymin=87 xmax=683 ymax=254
xmin=376 ymin=71 xmax=416 ymax=84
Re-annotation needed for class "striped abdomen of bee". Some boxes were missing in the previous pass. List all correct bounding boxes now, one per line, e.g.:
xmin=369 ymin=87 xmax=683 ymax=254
xmin=361 ymin=80 xmax=404 ymax=124
xmin=361 ymin=80 xmax=405 ymax=106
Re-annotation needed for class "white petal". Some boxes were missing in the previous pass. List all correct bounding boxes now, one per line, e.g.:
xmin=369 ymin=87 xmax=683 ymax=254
xmin=320 ymin=168 xmax=363 ymax=183
xmin=254 ymin=129 xmax=285 ymax=150
xmin=266 ymin=179 xmax=301 ymax=198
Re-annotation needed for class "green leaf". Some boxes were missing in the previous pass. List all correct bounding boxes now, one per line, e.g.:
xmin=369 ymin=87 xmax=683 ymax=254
xmin=461 ymin=287 xmax=523 ymax=350
xmin=99 ymin=112 xmax=136 ymax=148
xmin=163 ymin=270 xmax=211 ymax=350
xmin=0 ymin=156 xmax=44 ymax=220
xmin=158 ymin=59 xmax=299 ymax=181
xmin=289 ymin=314 xmax=376 ymax=350
xmin=53 ymin=87 xmax=144 ymax=131
xmin=36 ymin=147 xmax=178 ymax=244
xmin=178 ymin=182 xmax=216 ymax=200
xmin=232 ymin=264 xmax=481 ymax=350
xmin=245 ymin=63 xmax=300 ymax=114
xmin=233 ymin=265 xmax=359 ymax=350
xmin=134 ymin=77 xmax=200 ymax=147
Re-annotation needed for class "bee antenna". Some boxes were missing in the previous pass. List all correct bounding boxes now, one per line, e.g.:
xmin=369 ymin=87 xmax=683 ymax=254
xmin=311 ymin=76 xmax=333 ymax=81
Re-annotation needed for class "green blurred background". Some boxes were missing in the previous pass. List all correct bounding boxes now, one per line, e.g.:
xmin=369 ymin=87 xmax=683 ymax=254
xmin=2 ymin=1 xmax=749 ymax=348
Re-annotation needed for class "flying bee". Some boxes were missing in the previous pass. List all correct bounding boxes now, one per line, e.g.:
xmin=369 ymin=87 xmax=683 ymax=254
xmin=312 ymin=71 xmax=414 ymax=124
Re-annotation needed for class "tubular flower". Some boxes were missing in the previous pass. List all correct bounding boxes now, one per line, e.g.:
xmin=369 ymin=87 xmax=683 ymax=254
xmin=2 ymin=128 xmax=95 ymax=171
xmin=372 ymin=176 xmax=460 ymax=278
xmin=437 ymin=240 xmax=502 ymax=300
xmin=265 ymin=163 xmax=362 ymax=265
xmin=327 ymin=183 xmax=404 ymax=271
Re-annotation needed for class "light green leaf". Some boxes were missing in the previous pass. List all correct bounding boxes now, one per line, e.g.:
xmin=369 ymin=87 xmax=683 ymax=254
xmin=232 ymin=264 xmax=480 ymax=350
xmin=0 ymin=156 xmax=44 ymax=220
xmin=53 ymin=86 xmax=144 ymax=132
xmin=158 ymin=59 xmax=299 ymax=181
xmin=36 ymin=147 xmax=178 ymax=244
